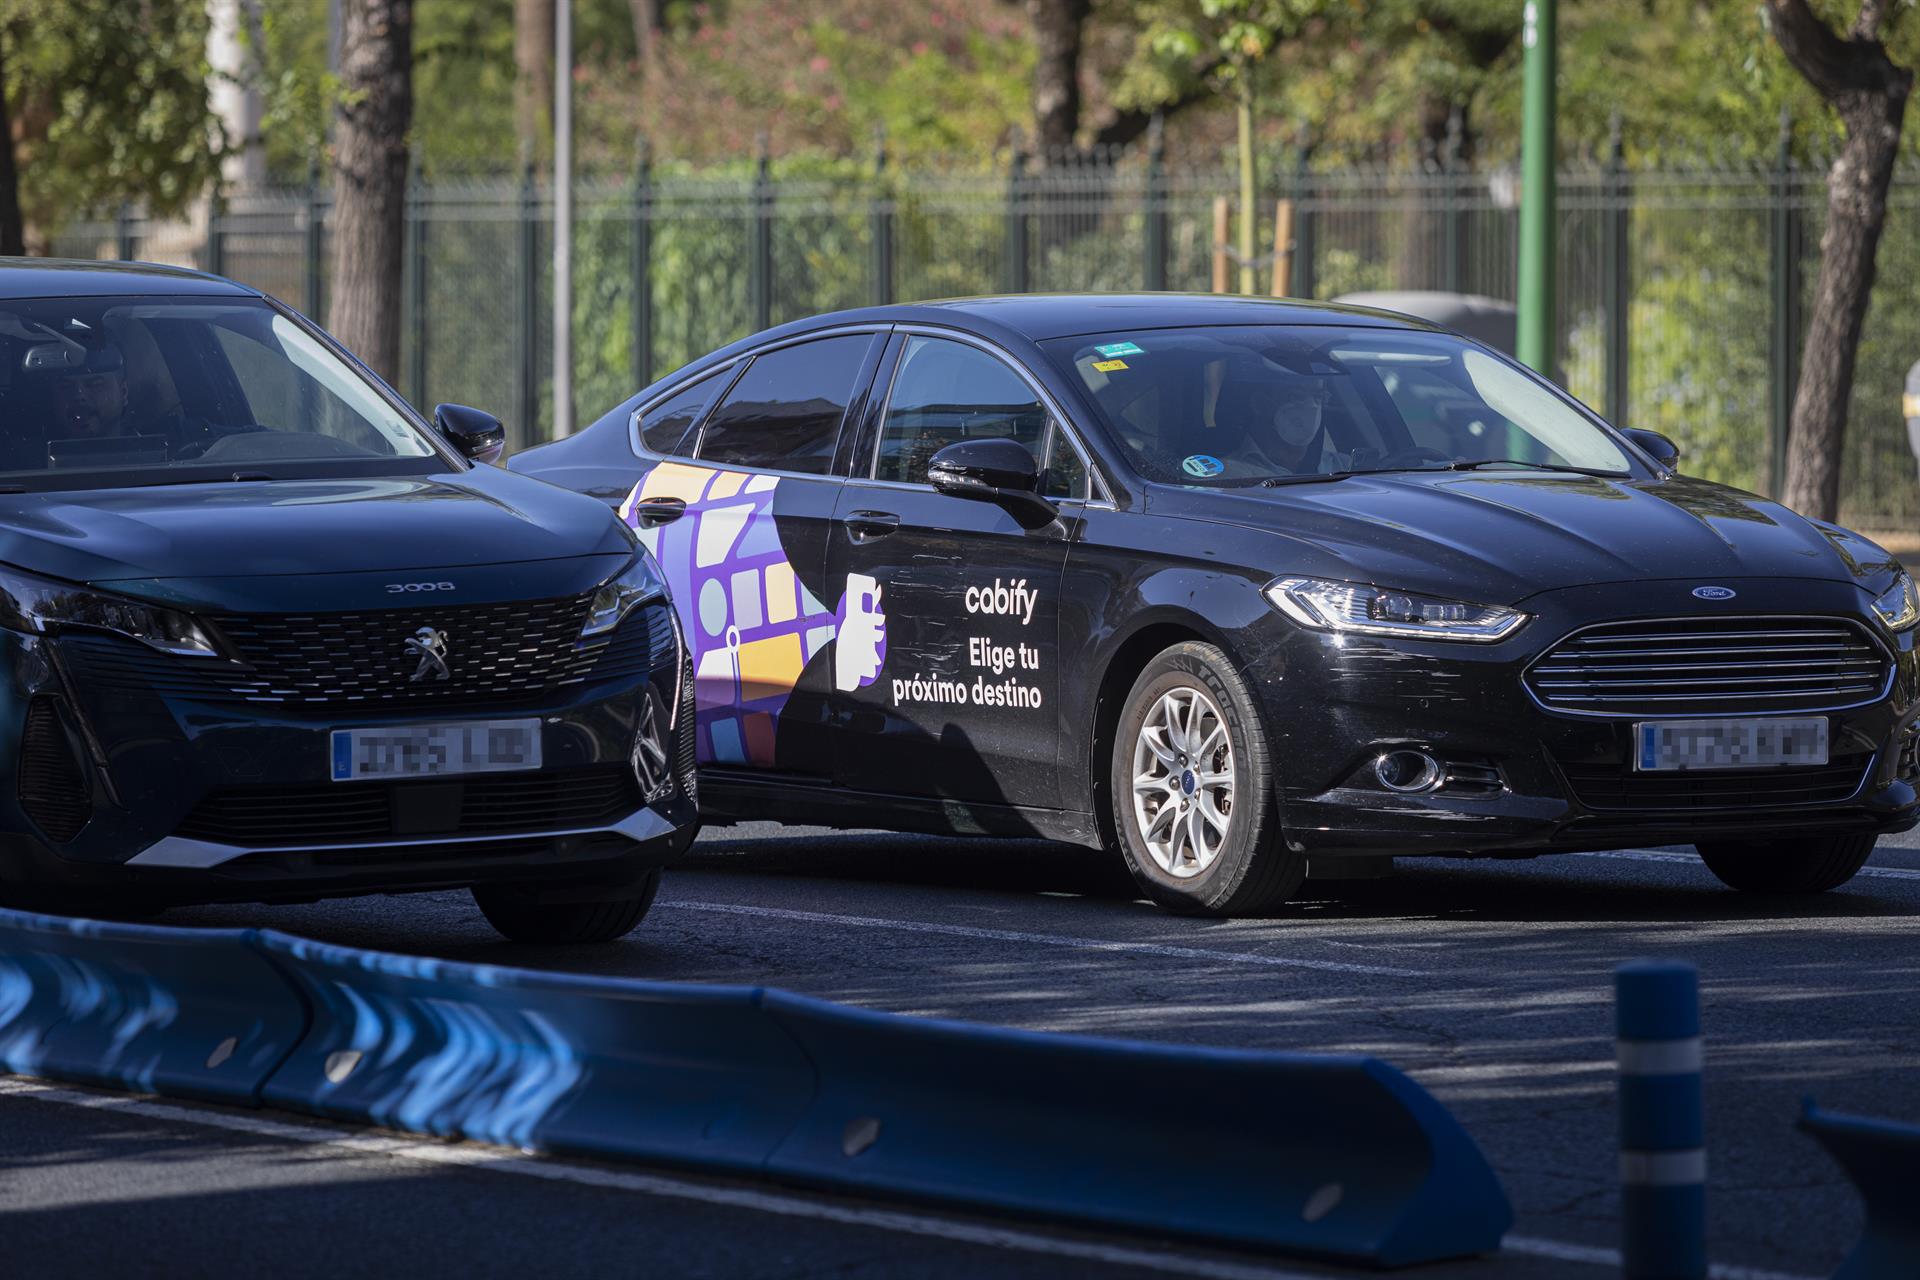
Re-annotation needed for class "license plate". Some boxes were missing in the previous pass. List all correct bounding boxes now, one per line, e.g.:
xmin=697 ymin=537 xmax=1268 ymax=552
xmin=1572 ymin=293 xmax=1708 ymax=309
xmin=330 ymin=719 xmax=543 ymax=782
xmin=1634 ymin=718 xmax=1828 ymax=772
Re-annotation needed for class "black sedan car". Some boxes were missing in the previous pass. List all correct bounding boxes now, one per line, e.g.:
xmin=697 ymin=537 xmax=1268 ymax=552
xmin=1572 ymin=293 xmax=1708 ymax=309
xmin=515 ymin=294 xmax=1918 ymax=916
xmin=0 ymin=260 xmax=696 ymax=941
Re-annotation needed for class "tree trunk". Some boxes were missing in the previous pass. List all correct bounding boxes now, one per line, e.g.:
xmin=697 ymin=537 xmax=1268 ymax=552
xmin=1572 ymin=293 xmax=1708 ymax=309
xmin=1767 ymin=0 xmax=1913 ymax=521
xmin=514 ymin=0 xmax=554 ymax=166
xmin=630 ymin=0 xmax=664 ymax=76
xmin=328 ymin=0 xmax=413 ymax=388
xmin=0 ymin=37 xmax=25 ymax=258
xmin=1026 ymin=0 xmax=1090 ymax=158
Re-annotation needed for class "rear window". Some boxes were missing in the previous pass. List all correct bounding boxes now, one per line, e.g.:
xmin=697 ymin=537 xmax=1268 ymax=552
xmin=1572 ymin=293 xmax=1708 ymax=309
xmin=637 ymin=368 xmax=727 ymax=457
xmin=693 ymin=335 xmax=872 ymax=474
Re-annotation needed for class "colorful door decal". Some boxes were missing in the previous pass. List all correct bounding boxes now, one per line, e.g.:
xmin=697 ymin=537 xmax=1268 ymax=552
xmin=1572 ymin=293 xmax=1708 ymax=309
xmin=622 ymin=462 xmax=885 ymax=767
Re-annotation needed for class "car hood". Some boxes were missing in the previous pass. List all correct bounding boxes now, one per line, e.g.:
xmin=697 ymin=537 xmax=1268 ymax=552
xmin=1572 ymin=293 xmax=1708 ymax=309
xmin=0 ymin=468 xmax=633 ymax=591
xmin=1156 ymin=471 xmax=1900 ymax=604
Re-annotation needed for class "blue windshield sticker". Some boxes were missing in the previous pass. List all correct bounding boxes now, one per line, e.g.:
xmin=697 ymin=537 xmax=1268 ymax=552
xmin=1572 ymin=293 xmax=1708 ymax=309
xmin=1094 ymin=341 xmax=1145 ymax=358
xmin=1182 ymin=454 xmax=1224 ymax=478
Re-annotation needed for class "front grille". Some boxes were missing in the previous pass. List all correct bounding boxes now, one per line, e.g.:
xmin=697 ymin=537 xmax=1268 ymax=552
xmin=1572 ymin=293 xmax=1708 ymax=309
xmin=18 ymin=698 xmax=90 ymax=842
xmin=1526 ymin=616 xmax=1892 ymax=716
xmin=1560 ymin=753 xmax=1873 ymax=812
xmin=1442 ymin=759 xmax=1505 ymax=796
xmin=61 ymin=597 xmax=676 ymax=712
xmin=177 ymin=766 xmax=641 ymax=846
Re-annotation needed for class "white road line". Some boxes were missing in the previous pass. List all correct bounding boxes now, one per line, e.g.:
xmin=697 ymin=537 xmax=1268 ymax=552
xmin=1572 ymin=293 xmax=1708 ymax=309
xmin=0 ymin=1077 xmax=1330 ymax=1280
xmin=1572 ymin=850 xmax=1920 ymax=882
xmin=657 ymin=900 xmax=1431 ymax=977
xmin=1505 ymin=1234 xmax=1815 ymax=1280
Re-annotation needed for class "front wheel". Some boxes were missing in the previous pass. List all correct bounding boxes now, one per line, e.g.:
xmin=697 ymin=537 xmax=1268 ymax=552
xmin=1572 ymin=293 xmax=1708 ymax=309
xmin=1695 ymin=834 xmax=1877 ymax=894
xmin=472 ymin=869 xmax=662 ymax=943
xmin=1107 ymin=641 xmax=1303 ymax=915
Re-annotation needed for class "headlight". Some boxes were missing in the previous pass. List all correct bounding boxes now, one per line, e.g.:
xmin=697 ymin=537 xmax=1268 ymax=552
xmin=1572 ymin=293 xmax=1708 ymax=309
xmin=1266 ymin=577 xmax=1527 ymax=642
xmin=1871 ymin=573 xmax=1918 ymax=632
xmin=582 ymin=551 xmax=669 ymax=636
xmin=0 ymin=564 xmax=220 ymax=656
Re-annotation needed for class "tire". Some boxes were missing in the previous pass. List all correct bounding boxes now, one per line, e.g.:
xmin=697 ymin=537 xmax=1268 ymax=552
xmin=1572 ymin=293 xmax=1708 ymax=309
xmin=473 ymin=869 xmax=662 ymax=944
xmin=1107 ymin=641 xmax=1303 ymax=915
xmin=1695 ymin=833 xmax=1877 ymax=894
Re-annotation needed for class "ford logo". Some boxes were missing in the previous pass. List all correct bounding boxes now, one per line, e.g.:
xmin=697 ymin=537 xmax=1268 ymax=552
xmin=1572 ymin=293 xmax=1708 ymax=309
xmin=1691 ymin=585 xmax=1737 ymax=601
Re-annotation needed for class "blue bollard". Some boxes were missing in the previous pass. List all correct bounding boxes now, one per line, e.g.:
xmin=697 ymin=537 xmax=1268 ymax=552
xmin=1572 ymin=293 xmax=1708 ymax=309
xmin=1615 ymin=960 xmax=1707 ymax=1280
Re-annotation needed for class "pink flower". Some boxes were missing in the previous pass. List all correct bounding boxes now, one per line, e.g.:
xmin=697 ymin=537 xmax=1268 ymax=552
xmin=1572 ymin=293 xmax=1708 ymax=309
xmin=911 ymin=40 xmax=928 ymax=55
xmin=810 ymin=54 xmax=829 ymax=73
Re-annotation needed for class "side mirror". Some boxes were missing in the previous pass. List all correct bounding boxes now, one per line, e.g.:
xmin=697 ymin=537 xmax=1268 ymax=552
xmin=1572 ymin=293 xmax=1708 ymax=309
xmin=927 ymin=437 xmax=1058 ymax=530
xmin=435 ymin=403 xmax=507 ymax=465
xmin=1621 ymin=427 xmax=1680 ymax=471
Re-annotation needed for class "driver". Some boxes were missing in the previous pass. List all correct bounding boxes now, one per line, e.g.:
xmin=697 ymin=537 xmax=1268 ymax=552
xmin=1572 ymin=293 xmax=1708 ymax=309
xmin=1203 ymin=368 xmax=1345 ymax=477
xmin=46 ymin=343 xmax=145 ymax=439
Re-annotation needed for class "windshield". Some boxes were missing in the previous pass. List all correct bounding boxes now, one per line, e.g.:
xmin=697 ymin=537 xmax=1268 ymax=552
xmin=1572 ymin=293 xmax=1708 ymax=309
xmin=1042 ymin=325 xmax=1636 ymax=486
xmin=0 ymin=295 xmax=445 ymax=491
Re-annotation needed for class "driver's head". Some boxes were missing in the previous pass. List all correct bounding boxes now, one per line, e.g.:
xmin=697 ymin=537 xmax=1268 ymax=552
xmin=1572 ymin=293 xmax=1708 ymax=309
xmin=47 ymin=344 xmax=129 ymax=437
xmin=1269 ymin=379 xmax=1331 ymax=452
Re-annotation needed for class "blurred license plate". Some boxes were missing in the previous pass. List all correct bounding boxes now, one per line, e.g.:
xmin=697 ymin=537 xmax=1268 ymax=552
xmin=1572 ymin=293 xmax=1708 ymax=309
xmin=330 ymin=719 xmax=542 ymax=781
xmin=1634 ymin=718 xmax=1828 ymax=772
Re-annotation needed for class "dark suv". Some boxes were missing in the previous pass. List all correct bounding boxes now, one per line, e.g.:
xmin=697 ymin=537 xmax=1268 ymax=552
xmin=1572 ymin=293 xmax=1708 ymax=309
xmin=0 ymin=260 xmax=696 ymax=942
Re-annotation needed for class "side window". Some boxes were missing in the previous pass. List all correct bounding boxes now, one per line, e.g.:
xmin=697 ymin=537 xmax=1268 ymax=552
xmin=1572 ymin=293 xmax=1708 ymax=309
xmin=875 ymin=336 xmax=1048 ymax=485
xmin=637 ymin=368 xmax=727 ymax=457
xmin=693 ymin=335 xmax=871 ymax=474
xmin=1041 ymin=423 xmax=1089 ymax=500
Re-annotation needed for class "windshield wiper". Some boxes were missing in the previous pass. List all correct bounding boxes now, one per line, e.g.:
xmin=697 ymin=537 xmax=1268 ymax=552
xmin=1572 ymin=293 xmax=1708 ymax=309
xmin=1440 ymin=458 xmax=1632 ymax=478
xmin=1258 ymin=470 xmax=1368 ymax=487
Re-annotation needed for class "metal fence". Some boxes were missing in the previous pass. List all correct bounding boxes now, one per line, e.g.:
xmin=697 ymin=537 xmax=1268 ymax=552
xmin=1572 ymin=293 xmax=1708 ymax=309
xmin=48 ymin=141 xmax=1920 ymax=530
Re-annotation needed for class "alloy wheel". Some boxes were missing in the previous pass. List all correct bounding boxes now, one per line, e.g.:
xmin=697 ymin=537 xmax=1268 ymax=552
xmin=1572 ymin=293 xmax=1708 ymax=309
xmin=1130 ymin=685 xmax=1235 ymax=878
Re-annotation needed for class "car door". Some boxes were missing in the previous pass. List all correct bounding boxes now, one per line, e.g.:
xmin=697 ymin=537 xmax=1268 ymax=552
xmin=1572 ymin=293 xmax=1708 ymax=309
xmin=624 ymin=330 xmax=884 ymax=777
xmin=826 ymin=331 xmax=1092 ymax=809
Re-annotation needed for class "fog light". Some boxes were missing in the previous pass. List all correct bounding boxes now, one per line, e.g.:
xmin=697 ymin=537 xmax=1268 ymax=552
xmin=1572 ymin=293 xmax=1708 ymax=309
xmin=1375 ymin=750 xmax=1443 ymax=794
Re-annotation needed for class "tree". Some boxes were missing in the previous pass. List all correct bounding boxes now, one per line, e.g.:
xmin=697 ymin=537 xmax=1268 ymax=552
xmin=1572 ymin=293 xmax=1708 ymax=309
xmin=515 ymin=0 xmax=554 ymax=164
xmin=0 ymin=0 xmax=223 ymax=254
xmin=1136 ymin=0 xmax=1321 ymax=291
xmin=1767 ymin=0 xmax=1913 ymax=521
xmin=328 ymin=0 xmax=413 ymax=386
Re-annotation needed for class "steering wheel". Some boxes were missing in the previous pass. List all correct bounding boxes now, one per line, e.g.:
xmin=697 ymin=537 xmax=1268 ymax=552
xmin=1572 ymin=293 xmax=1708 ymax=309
xmin=1370 ymin=445 xmax=1453 ymax=470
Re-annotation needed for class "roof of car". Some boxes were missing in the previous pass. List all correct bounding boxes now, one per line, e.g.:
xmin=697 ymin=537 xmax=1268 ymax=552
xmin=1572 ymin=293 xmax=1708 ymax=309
xmin=906 ymin=292 xmax=1445 ymax=340
xmin=0 ymin=257 xmax=258 ymax=300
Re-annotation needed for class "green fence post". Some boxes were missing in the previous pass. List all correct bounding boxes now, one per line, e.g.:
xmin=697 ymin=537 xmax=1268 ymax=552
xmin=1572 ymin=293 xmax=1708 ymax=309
xmin=1769 ymin=107 xmax=1802 ymax=498
xmin=516 ymin=162 xmax=540 ymax=450
xmin=405 ymin=154 xmax=428 ymax=409
xmin=1603 ymin=112 xmax=1630 ymax=425
xmin=1516 ymin=0 xmax=1557 ymax=376
xmin=1144 ymin=113 xmax=1168 ymax=291
xmin=304 ymin=162 xmax=324 ymax=318
xmin=750 ymin=135 xmax=773 ymax=331
xmin=206 ymin=187 xmax=228 ymax=279
xmin=630 ymin=137 xmax=653 ymax=389
xmin=870 ymin=126 xmax=895 ymax=306
xmin=1004 ymin=130 xmax=1029 ymax=294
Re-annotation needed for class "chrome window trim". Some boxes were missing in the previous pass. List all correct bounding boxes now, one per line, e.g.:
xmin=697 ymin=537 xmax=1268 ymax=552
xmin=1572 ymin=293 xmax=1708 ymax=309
xmin=627 ymin=324 xmax=890 ymax=467
xmin=1520 ymin=613 xmax=1897 ymax=719
xmin=874 ymin=324 xmax=1114 ymax=507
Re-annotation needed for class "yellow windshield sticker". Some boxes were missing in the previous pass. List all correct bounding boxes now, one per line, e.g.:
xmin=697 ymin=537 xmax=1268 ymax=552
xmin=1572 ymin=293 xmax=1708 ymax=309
xmin=1091 ymin=359 xmax=1129 ymax=372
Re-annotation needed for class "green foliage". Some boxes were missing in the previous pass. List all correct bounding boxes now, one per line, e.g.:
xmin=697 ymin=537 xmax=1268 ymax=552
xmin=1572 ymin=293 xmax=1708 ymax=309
xmin=1 ymin=0 xmax=223 ymax=234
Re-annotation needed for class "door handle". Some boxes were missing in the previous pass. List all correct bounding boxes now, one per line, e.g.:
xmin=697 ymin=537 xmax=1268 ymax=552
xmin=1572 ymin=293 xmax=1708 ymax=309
xmin=841 ymin=509 xmax=900 ymax=542
xmin=633 ymin=496 xmax=687 ymax=528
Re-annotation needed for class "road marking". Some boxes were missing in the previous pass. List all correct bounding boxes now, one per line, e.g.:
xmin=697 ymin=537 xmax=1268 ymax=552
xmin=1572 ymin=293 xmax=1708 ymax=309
xmin=0 ymin=1077 xmax=1331 ymax=1280
xmin=657 ymin=900 xmax=1431 ymax=977
xmin=1505 ymin=1234 xmax=1814 ymax=1280
xmin=3 ymin=1078 xmax=1819 ymax=1280
xmin=1572 ymin=850 xmax=1920 ymax=882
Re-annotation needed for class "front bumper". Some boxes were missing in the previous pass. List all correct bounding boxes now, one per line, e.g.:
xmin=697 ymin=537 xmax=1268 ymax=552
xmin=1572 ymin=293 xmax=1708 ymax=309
xmin=0 ymin=605 xmax=697 ymax=906
xmin=1241 ymin=578 xmax=1920 ymax=858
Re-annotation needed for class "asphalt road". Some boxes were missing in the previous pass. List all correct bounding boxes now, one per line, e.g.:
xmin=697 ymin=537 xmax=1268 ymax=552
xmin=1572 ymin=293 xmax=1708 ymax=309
xmin=7 ymin=821 xmax=1920 ymax=1279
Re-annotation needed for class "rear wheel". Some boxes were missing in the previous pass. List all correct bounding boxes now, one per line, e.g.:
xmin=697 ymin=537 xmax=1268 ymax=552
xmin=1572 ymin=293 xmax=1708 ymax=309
xmin=1107 ymin=642 xmax=1302 ymax=915
xmin=473 ymin=869 xmax=661 ymax=944
xmin=1695 ymin=834 xmax=1877 ymax=894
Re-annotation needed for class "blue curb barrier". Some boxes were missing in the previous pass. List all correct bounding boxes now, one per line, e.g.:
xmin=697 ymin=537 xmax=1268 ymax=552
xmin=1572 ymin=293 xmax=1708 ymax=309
xmin=1 ymin=913 xmax=1514 ymax=1267
xmin=1798 ymin=1099 xmax=1920 ymax=1280
xmin=759 ymin=989 xmax=1511 ymax=1266
xmin=0 ymin=907 xmax=305 ymax=1103
xmin=1616 ymin=960 xmax=1707 ymax=1280
xmin=252 ymin=930 xmax=816 ymax=1165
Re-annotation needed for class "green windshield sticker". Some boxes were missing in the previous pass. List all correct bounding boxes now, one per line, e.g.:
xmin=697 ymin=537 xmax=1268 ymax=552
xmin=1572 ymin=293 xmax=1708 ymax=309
xmin=1094 ymin=341 xmax=1145 ymax=358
